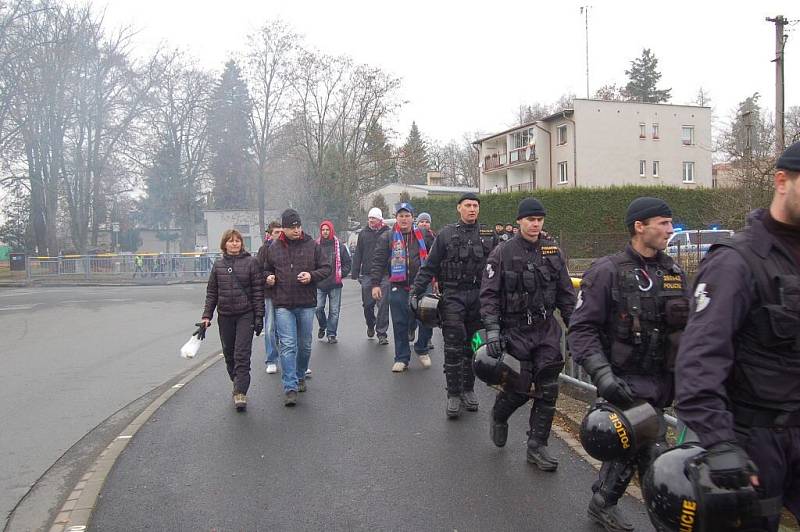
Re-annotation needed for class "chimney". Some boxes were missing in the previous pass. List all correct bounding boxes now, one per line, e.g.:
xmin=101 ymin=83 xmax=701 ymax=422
xmin=426 ymin=171 xmax=442 ymax=186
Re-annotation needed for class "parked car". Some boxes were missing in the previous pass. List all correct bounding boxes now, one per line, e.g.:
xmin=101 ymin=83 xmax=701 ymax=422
xmin=347 ymin=218 xmax=396 ymax=254
xmin=666 ymin=229 xmax=733 ymax=259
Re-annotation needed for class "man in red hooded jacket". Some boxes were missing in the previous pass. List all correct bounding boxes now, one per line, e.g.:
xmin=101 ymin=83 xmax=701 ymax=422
xmin=315 ymin=220 xmax=352 ymax=343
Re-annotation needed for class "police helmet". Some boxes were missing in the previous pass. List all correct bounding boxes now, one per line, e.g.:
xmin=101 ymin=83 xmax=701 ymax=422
xmin=642 ymin=444 xmax=761 ymax=532
xmin=579 ymin=401 xmax=661 ymax=462
xmin=415 ymin=293 xmax=441 ymax=328
xmin=471 ymin=330 xmax=522 ymax=388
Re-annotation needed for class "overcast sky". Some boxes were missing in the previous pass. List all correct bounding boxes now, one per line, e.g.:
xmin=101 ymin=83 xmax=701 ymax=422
xmin=85 ymin=0 xmax=800 ymax=144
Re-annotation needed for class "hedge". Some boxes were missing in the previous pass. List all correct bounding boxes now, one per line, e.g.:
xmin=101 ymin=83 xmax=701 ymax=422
xmin=411 ymin=186 xmax=762 ymax=235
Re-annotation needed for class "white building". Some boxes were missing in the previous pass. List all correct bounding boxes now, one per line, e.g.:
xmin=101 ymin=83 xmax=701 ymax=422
xmin=361 ymin=173 xmax=478 ymax=214
xmin=476 ymin=99 xmax=713 ymax=192
xmin=203 ymin=209 xmax=281 ymax=253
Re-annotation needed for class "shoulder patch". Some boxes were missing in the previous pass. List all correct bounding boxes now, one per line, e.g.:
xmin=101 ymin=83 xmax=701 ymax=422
xmin=541 ymin=246 xmax=559 ymax=255
xmin=479 ymin=228 xmax=494 ymax=237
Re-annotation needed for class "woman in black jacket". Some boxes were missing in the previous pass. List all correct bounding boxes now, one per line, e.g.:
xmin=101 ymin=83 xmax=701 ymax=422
xmin=201 ymin=229 xmax=265 ymax=411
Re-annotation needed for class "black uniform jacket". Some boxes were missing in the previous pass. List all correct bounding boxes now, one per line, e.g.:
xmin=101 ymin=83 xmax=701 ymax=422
xmin=413 ymin=221 xmax=490 ymax=295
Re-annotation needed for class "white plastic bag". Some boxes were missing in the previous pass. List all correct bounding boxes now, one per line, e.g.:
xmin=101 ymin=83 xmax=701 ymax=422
xmin=180 ymin=335 xmax=202 ymax=359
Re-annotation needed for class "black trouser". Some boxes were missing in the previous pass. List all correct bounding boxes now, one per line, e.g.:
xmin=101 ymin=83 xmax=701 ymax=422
xmin=218 ymin=312 xmax=254 ymax=394
xmin=737 ymin=425 xmax=800 ymax=531
xmin=492 ymin=318 xmax=564 ymax=444
xmin=440 ymin=287 xmax=482 ymax=397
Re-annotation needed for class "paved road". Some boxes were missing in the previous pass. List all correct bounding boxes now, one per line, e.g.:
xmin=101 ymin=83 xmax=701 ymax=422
xmin=0 ymin=284 xmax=221 ymax=528
xmin=91 ymin=282 xmax=652 ymax=531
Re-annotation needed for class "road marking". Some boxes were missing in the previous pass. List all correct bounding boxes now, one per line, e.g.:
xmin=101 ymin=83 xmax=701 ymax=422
xmin=0 ymin=304 xmax=37 ymax=311
xmin=115 ymin=435 xmax=132 ymax=440
xmin=60 ymin=300 xmax=91 ymax=304
xmin=171 ymin=383 xmax=185 ymax=389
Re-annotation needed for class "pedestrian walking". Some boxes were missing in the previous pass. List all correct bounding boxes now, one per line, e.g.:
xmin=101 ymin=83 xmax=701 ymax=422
xmin=201 ymin=229 xmax=265 ymax=411
xmin=567 ymin=197 xmax=689 ymax=531
xmin=480 ymin=198 xmax=576 ymax=466
xmin=370 ymin=202 xmax=433 ymax=372
xmin=672 ymin=142 xmax=800 ymax=532
xmin=315 ymin=220 xmax=351 ymax=344
xmin=256 ymin=221 xmax=282 ymax=374
xmin=411 ymin=212 xmax=436 ymax=354
xmin=351 ymin=207 xmax=391 ymax=345
xmin=412 ymin=194 xmax=495 ymax=418
xmin=263 ymin=209 xmax=331 ymax=406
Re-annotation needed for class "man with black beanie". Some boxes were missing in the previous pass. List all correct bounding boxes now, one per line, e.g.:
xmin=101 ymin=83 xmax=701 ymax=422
xmin=672 ymin=141 xmax=800 ymax=531
xmin=479 ymin=197 xmax=576 ymax=468
xmin=567 ymin=197 xmax=690 ymax=531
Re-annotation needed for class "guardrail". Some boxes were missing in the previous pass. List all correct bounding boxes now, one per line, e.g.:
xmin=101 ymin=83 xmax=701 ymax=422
xmin=26 ymin=253 xmax=222 ymax=280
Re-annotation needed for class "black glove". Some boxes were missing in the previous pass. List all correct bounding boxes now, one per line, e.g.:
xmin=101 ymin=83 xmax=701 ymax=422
xmin=409 ymin=293 xmax=420 ymax=314
xmin=193 ymin=322 xmax=207 ymax=341
xmin=483 ymin=316 xmax=504 ymax=359
xmin=253 ymin=321 xmax=264 ymax=337
xmin=704 ymin=441 xmax=756 ymax=490
xmin=582 ymin=353 xmax=634 ymax=407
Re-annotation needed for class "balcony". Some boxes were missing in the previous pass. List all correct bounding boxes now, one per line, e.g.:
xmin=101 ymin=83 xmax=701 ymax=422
xmin=509 ymin=146 xmax=536 ymax=164
xmin=486 ymin=181 xmax=535 ymax=193
xmin=484 ymin=153 xmax=507 ymax=171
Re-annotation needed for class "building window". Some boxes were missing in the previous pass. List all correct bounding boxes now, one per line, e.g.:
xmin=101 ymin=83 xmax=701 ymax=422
xmin=558 ymin=161 xmax=568 ymax=184
xmin=653 ymin=160 xmax=660 ymax=177
xmin=234 ymin=224 xmax=250 ymax=234
xmin=557 ymin=124 xmax=567 ymax=145
xmin=639 ymin=160 xmax=646 ymax=177
xmin=681 ymin=126 xmax=694 ymax=145
xmin=652 ymin=123 xmax=659 ymax=139
xmin=511 ymin=128 xmax=533 ymax=149
xmin=639 ymin=123 xmax=646 ymax=138
xmin=682 ymin=161 xmax=695 ymax=183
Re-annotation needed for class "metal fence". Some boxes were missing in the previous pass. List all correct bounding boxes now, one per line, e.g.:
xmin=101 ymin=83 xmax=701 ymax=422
xmin=26 ymin=253 xmax=222 ymax=280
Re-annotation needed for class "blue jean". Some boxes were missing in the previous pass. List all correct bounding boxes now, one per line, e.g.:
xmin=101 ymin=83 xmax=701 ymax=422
xmin=263 ymin=298 xmax=278 ymax=364
xmin=315 ymin=286 xmax=342 ymax=337
xmin=275 ymin=307 xmax=315 ymax=392
xmin=414 ymin=320 xmax=433 ymax=355
xmin=388 ymin=287 xmax=414 ymax=364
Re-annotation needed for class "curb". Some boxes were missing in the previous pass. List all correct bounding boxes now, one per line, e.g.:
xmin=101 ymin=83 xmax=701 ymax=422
xmin=48 ymin=352 xmax=223 ymax=532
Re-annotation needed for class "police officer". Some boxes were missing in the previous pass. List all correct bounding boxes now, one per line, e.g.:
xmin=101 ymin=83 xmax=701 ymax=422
xmin=674 ymin=142 xmax=800 ymax=531
xmin=567 ymin=197 xmax=690 ymax=532
xmin=480 ymin=198 xmax=576 ymax=469
xmin=412 ymin=192 xmax=495 ymax=418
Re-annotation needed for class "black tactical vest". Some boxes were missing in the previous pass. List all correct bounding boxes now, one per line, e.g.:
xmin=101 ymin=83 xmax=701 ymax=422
xmin=440 ymin=223 xmax=493 ymax=288
xmin=718 ymin=233 xmax=800 ymax=417
xmin=500 ymin=238 xmax=563 ymax=325
xmin=608 ymin=251 xmax=689 ymax=374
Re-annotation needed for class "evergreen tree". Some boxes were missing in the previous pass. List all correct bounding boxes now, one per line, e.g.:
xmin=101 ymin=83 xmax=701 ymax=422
xmin=399 ymin=122 xmax=429 ymax=185
xmin=208 ymin=60 xmax=254 ymax=209
xmin=371 ymin=193 xmax=389 ymax=217
xmin=624 ymin=49 xmax=671 ymax=103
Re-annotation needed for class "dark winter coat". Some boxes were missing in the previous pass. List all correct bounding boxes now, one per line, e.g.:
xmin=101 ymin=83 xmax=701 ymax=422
xmin=317 ymin=237 xmax=352 ymax=291
xmin=256 ymin=240 xmax=276 ymax=299
xmin=351 ymin=224 xmax=390 ymax=279
xmin=263 ymin=233 xmax=332 ymax=309
xmin=202 ymin=252 xmax=265 ymax=320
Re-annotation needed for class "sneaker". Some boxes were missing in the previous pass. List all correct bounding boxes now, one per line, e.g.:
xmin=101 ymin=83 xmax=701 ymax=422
xmin=587 ymin=494 xmax=634 ymax=532
xmin=367 ymin=325 xmax=375 ymax=338
xmin=265 ymin=363 xmax=278 ymax=374
xmin=233 ymin=393 xmax=247 ymax=412
xmin=305 ymin=368 xmax=312 ymax=378
xmin=461 ymin=390 xmax=479 ymax=411
xmin=378 ymin=335 xmax=389 ymax=346
xmin=417 ymin=354 xmax=432 ymax=368
xmin=284 ymin=390 xmax=298 ymax=406
xmin=327 ymin=335 xmax=338 ymax=344
xmin=391 ymin=362 xmax=407 ymax=372
xmin=317 ymin=328 xmax=325 ymax=339
xmin=298 ymin=379 xmax=307 ymax=392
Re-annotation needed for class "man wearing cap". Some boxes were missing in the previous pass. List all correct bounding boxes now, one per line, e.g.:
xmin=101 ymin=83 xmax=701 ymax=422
xmin=568 ymin=197 xmax=689 ymax=531
xmin=264 ymin=209 xmax=331 ymax=406
xmin=351 ymin=207 xmax=391 ymax=345
xmin=370 ymin=202 xmax=434 ymax=372
xmin=480 ymin=198 xmax=576 ymax=468
xmin=413 ymin=192 xmax=495 ymax=418
xmin=673 ymin=141 xmax=800 ymax=531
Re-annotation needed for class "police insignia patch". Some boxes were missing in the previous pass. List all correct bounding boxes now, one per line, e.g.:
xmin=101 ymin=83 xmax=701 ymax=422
xmin=486 ymin=263 xmax=495 ymax=278
xmin=694 ymin=283 xmax=711 ymax=313
xmin=575 ymin=290 xmax=584 ymax=309
xmin=541 ymin=246 xmax=559 ymax=255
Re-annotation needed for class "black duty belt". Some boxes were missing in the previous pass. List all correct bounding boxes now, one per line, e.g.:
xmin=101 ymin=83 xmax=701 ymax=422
xmin=733 ymin=404 xmax=800 ymax=428
xmin=502 ymin=311 xmax=554 ymax=328
xmin=442 ymin=280 xmax=480 ymax=290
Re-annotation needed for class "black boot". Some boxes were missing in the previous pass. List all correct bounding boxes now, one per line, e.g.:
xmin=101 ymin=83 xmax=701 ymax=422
xmin=491 ymin=392 xmax=526 ymax=447
xmin=588 ymin=460 xmax=636 ymax=532
xmin=460 ymin=356 xmax=479 ymax=411
xmin=526 ymin=440 xmax=558 ymax=471
xmin=526 ymin=401 xmax=559 ymax=470
xmin=444 ymin=358 xmax=463 ymax=419
xmin=490 ymin=416 xmax=508 ymax=447
xmin=587 ymin=493 xmax=634 ymax=532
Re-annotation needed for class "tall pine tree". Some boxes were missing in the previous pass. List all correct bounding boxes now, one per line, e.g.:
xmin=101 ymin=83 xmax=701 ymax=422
xmin=399 ymin=122 xmax=429 ymax=185
xmin=208 ymin=60 xmax=254 ymax=209
xmin=624 ymin=49 xmax=671 ymax=103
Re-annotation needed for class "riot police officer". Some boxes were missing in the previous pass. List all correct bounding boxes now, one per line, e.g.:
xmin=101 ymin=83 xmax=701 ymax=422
xmin=480 ymin=198 xmax=576 ymax=469
xmin=567 ymin=197 xmax=690 ymax=532
xmin=674 ymin=141 xmax=800 ymax=531
xmin=412 ymin=192 xmax=495 ymax=418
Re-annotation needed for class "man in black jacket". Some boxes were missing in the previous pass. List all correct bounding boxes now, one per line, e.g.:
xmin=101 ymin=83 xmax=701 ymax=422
xmin=264 ymin=209 xmax=331 ymax=406
xmin=370 ymin=202 xmax=433 ymax=372
xmin=351 ymin=207 xmax=391 ymax=344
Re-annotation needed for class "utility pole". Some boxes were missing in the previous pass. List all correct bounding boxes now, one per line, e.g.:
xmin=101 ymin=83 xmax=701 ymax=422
xmin=581 ymin=6 xmax=591 ymax=98
xmin=766 ymin=15 xmax=787 ymax=155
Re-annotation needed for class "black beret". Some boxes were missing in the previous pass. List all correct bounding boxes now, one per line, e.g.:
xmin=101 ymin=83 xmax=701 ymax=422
xmin=281 ymin=208 xmax=302 ymax=228
xmin=458 ymin=192 xmax=480 ymax=204
xmin=776 ymin=141 xmax=800 ymax=172
xmin=624 ymin=197 xmax=672 ymax=227
xmin=516 ymin=197 xmax=546 ymax=220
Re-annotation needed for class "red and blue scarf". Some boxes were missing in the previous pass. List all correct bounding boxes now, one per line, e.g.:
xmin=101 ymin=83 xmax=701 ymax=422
xmin=389 ymin=224 xmax=427 ymax=283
